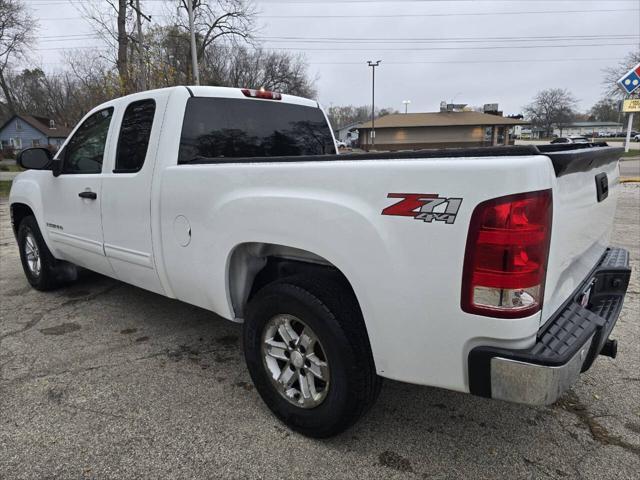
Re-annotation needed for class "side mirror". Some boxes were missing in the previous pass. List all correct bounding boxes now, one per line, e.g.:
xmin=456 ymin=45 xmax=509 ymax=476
xmin=17 ymin=147 xmax=53 ymax=170
xmin=51 ymin=158 xmax=62 ymax=177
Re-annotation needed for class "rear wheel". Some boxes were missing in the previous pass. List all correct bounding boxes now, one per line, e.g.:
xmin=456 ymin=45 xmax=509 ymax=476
xmin=243 ymin=273 xmax=381 ymax=438
xmin=17 ymin=215 xmax=75 ymax=291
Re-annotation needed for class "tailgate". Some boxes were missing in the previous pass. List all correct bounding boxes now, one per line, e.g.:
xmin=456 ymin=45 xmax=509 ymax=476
xmin=539 ymin=145 xmax=623 ymax=326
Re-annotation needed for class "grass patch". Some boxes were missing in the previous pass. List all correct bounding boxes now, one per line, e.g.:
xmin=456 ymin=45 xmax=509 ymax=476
xmin=621 ymin=150 xmax=639 ymax=158
xmin=0 ymin=163 xmax=23 ymax=172
xmin=0 ymin=180 xmax=12 ymax=198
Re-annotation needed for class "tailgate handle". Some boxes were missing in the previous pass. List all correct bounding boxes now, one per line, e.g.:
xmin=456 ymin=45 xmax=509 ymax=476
xmin=595 ymin=173 xmax=608 ymax=202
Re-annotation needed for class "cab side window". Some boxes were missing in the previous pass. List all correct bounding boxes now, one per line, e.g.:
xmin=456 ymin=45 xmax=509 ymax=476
xmin=61 ymin=108 xmax=113 ymax=174
xmin=114 ymin=99 xmax=156 ymax=173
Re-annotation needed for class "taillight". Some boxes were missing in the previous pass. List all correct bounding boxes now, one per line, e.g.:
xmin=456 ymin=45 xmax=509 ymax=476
xmin=241 ymin=88 xmax=282 ymax=100
xmin=461 ymin=190 xmax=552 ymax=318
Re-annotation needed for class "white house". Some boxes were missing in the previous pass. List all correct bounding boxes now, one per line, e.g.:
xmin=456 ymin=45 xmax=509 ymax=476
xmin=552 ymin=121 xmax=622 ymax=137
xmin=334 ymin=122 xmax=360 ymax=146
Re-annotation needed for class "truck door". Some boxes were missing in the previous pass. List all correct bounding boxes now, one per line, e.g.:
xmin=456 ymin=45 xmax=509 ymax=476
xmin=100 ymin=96 xmax=166 ymax=294
xmin=40 ymin=107 xmax=115 ymax=277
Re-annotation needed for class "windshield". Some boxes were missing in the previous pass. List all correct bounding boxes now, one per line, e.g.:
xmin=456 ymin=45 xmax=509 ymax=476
xmin=178 ymin=97 xmax=336 ymax=163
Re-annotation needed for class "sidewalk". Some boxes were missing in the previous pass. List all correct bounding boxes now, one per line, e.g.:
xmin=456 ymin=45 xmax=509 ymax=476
xmin=0 ymin=172 xmax=18 ymax=181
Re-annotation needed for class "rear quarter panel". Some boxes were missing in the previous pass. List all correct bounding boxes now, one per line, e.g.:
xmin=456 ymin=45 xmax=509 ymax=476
xmin=156 ymin=154 xmax=556 ymax=392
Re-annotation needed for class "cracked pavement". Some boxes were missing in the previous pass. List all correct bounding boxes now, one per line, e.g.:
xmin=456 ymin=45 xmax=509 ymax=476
xmin=1 ymin=185 xmax=639 ymax=479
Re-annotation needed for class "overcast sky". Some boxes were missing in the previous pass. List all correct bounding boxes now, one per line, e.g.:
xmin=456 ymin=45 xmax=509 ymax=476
xmin=28 ymin=0 xmax=640 ymax=115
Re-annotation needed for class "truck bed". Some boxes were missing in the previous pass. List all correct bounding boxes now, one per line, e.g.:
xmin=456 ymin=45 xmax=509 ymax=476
xmin=183 ymin=142 xmax=620 ymax=180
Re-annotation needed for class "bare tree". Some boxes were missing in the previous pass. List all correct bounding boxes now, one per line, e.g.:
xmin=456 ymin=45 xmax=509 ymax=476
xmin=602 ymin=50 xmax=640 ymax=98
xmin=5 ymin=52 xmax=120 ymax=126
xmin=523 ymin=88 xmax=577 ymax=138
xmin=140 ymin=26 xmax=317 ymax=97
xmin=4 ymin=1 xmax=316 ymax=126
xmin=63 ymin=50 xmax=121 ymax=118
xmin=175 ymin=0 xmax=255 ymax=82
xmin=116 ymin=0 xmax=129 ymax=92
xmin=0 ymin=0 xmax=37 ymax=113
xmin=144 ymin=24 xmax=194 ymax=87
xmin=220 ymin=46 xmax=316 ymax=97
xmin=326 ymin=105 xmax=397 ymax=130
xmin=73 ymin=0 xmax=143 ymax=93
xmin=589 ymin=98 xmax=621 ymax=123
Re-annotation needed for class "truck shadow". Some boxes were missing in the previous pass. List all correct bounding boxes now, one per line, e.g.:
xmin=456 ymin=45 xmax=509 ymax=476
xmin=10 ymin=266 xmax=635 ymax=478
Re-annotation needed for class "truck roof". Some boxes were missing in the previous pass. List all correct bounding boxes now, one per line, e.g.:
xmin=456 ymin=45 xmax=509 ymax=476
xmin=186 ymin=86 xmax=319 ymax=109
xmin=94 ymin=85 xmax=319 ymax=111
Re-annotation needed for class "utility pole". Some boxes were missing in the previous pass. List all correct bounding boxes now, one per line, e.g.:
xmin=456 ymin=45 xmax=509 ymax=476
xmin=186 ymin=0 xmax=200 ymax=85
xmin=402 ymin=100 xmax=411 ymax=114
xmin=367 ymin=60 xmax=381 ymax=149
xmin=134 ymin=0 xmax=145 ymax=90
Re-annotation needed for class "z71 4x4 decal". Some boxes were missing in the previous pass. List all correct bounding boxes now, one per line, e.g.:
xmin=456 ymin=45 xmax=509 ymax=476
xmin=382 ymin=193 xmax=462 ymax=224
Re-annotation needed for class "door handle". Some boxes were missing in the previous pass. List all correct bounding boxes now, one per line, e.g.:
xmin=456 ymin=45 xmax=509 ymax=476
xmin=78 ymin=191 xmax=97 ymax=200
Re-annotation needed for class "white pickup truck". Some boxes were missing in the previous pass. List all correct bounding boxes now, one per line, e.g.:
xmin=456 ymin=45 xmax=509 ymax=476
xmin=10 ymin=86 xmax=631 ymax=438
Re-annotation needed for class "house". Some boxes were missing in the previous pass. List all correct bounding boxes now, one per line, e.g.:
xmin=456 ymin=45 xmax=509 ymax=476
xmin=0 ymin=114 xmax=72 ymax=152
xmin=334 ymin=122 xmax=360 ymax=147
xmin=356 ymin=111 xmax=529 ymax=151
xmin=552 ymin=121 xmax=622 ymax=137
xmin=516 ymin=125 xmax=546 ymax=140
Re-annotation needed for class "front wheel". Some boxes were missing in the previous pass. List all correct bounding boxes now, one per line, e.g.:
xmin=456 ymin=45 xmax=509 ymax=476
xmin=243 ymin=273 xmax=381 ymax=438
xmin=17 ymin=215 xmax=75 ymax=291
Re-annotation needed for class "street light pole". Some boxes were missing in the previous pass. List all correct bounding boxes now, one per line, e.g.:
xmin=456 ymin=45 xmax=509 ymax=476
xmin=402 ymin=100 xmax=411 ymax=114
xmin=367 ymin=60 xmax=381 ymax=150
xmin=186 ymin=0 xmax=200 ymax=85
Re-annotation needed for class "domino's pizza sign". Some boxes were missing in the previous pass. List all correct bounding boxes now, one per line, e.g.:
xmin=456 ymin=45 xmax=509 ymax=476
xmin=618 ymin=63 xmax=640 ymax=95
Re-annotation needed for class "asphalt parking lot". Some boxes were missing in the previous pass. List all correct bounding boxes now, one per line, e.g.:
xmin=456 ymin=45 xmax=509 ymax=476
xmin=1 ymin=185 xmax=639 ymax=479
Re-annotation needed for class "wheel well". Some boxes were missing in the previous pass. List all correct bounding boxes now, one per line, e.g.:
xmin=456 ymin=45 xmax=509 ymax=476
xmin=228 ymin=243 xmax=354 ymax=320
xmin=10 ymin=203 xmax=34 ymax=236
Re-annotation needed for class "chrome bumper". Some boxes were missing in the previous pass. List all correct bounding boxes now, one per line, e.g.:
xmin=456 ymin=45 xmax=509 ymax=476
xmin=468 ymin=247 xmax=631 ymax=405
xmin=490 ymin=336 xmax=593 ymax=405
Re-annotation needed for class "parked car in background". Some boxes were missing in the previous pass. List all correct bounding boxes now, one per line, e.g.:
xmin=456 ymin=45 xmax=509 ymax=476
xmin=550 ymin=136 xmax=590 ymax=144
xmin=634 ymin=134 xmax=640 ymax=142
xmin=597 ymin=131 xmax=617 ymax=138
xmin=335 ymin=140 xmax=347 ymax=149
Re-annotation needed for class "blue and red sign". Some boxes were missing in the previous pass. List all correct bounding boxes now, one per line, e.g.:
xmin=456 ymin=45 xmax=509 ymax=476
xmin=618 ymin=63 xmax=640 ymax=95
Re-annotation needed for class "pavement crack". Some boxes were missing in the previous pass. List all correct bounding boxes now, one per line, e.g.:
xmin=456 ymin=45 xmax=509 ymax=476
xmin=0 ymin=283 xmax=120 ymax=345
xmin=556 ymin=390 xmax=640 ymax=456
xmin=0 ymin=311 xmax=46 ymax=342
xmin=63 ymin=402 xmax=134 ymax=421
xmin=58 ymin=283 xmax=121 ymax=307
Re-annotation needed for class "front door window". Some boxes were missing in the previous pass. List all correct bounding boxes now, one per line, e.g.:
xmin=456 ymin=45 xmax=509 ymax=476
xmin=61 ymin=108 xmax=113 ymax=174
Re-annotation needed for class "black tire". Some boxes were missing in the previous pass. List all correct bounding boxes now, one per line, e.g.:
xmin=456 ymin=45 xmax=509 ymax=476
xmin=17 ymin=215 xmax=73 ymax=291
xmin=243 ymin=272 xmax=381 ymax=438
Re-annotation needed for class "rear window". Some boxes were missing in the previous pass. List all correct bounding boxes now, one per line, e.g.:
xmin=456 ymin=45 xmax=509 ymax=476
xmin=115 ymin=99 xmax=156 ymax=173
xmin=178 ymin=97 xmax=335 ymax=163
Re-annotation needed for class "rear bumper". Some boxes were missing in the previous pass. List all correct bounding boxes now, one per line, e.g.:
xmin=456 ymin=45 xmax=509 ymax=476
xmin=468 ymin=247 xmax=631 ymax=405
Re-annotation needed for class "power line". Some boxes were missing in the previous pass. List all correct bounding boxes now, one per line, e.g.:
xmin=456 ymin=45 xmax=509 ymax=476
xmin=34 ymin=7 xmax=640 ymax=20
xmin=261 ymin=34 xmax=637 ymax=40
xmin=33 ymin=41 xmax=636 ymax=51
xmin=33 ymin=46 xmax=107 ymax=51
xmin=256 ymin=34 xmax=639 ymax=44
xmin=29 ymin=0 xmax=637 ymax=2
xmin=260 ymin=8 xmax=639 ymax=18
xmin=35 ymin=32 xmax=638 ymax=41
xmin=39 ymin=34 xmax=100 ymax=39
xmin=257 ymin=43 xmax=638 ymax=52
xmin=308 ymin=57 xmax=627 ymax=65
xmin=36 ymin=7 xmax=640 ymax=20
xmin=8 ymin=56 xmax=626 ymax=73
